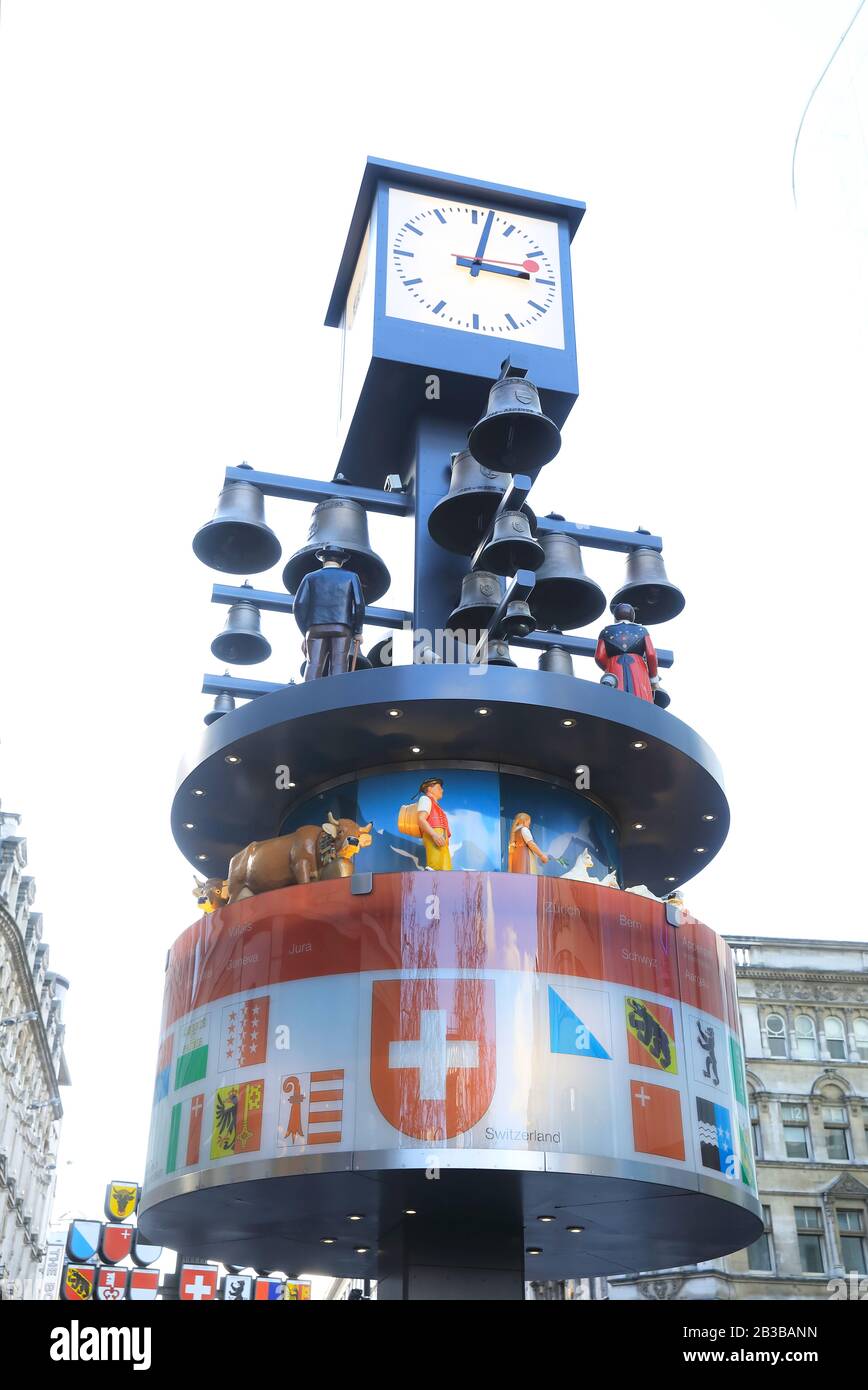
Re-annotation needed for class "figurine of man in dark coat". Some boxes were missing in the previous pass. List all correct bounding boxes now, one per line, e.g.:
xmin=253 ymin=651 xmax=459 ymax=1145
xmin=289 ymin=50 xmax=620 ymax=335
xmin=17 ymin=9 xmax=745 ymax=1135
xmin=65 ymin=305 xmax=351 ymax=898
xmin=293 ymin=544 xmax=365 ymax=681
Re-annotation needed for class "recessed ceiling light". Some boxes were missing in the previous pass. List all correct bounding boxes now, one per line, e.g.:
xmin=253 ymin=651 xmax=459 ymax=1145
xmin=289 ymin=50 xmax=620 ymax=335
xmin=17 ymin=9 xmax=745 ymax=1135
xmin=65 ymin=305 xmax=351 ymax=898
xmin=404 ymin=1208 xmax=417 ymax=1216
xmin=411 ymin=746 xmax=422 ymax=754
xmin=192 ymin=788 xmax=206 ymax=797
xmin=631 ymin=741 xmax=647 ymax=750
xmin=476 ymin=707 xmax=490 ymax=716
xmin=665 ymin=875 xmax=678 ymax=883
xmin=632 ymin=822 xmax=646 ymax=831
xmin=694 ymin=846 xmax=707 ymax=854
xmin=387 ymin=708 xmax=402 ymax=718
xmin=347 ymin=1214 xmax=364 ymax=1222
xmin=183 ymin=823 xmax=196 ymax=831
xmin=225 ymin=754 xmax=242 ymax=765
xmin=566 ymin=1225 xmax=584 ymax=1235
xmin=526 ymin=1247 xmax=543 ymax=1256
xmin=701 ymin=813 xmax=717 ymax=822
xmin=287 ymin=781 xmax=296 ymax=788
xmin=537 ymin=1215 xmax=555 ymax=1223
xmin=561 ymin=718 xmax=575 ymax=728
xmin=321 ymin=1237 xmax=336 ymax=1245
xmin=354 ymin=1246 xmax=370 ymax=1255
xmin=196 ymin=854 xmax=208 ymax=862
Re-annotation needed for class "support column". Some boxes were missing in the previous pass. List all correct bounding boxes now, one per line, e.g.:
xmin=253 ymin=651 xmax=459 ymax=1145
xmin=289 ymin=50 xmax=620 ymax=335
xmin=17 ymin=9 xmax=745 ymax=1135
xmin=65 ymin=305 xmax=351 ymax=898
xmin=376 ymin=1213 xmax=526 ymax=1301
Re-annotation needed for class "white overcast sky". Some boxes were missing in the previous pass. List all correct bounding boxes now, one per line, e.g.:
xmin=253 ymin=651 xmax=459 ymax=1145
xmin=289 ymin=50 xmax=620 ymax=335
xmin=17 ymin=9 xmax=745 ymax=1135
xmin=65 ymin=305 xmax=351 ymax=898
xmin=1 ymin=2 xmax=866 ymax=1239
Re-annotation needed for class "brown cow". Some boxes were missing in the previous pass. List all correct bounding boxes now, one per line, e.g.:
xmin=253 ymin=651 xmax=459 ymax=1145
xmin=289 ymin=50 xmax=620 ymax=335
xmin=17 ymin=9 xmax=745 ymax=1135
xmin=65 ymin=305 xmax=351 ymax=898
xmin=226 ymin=812 xmax=372 ymax=902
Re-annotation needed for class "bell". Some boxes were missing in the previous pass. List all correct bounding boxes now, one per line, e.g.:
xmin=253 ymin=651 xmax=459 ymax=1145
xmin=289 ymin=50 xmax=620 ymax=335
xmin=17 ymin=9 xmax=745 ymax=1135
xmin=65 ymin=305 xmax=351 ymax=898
xmin=478 ymin=511 xmax=544 ymax=576
xmin=281 ymin=497 xmax=390 ymax=602
xmin=204 ymin=690 xmax=235 ymax=725
xmin=447 ymin=570 xmax=505 ymax=631
xmin=427 ymin=451 xmax=535 ymax=554
xmin=653 ymin=685 xmax=671 ymax=709
xmin=501 ymin=599 xmax=534 ymax=639
xmin=193 ymin=465 xmax=282 ymax=575
xmin=538 ymin=645 xmax=574 ymax=677
xmin=468 ymin=360 xmax=561 ymax=471
xmin=480 ymin=636 xmax=515 ymax=667
xmin=531 ymin=532 xmax=607 ymax=630
xmin=611 ymin=546 xmax=686 ymax=624
xmin=210 ymin=587 xmax=272 ymax=665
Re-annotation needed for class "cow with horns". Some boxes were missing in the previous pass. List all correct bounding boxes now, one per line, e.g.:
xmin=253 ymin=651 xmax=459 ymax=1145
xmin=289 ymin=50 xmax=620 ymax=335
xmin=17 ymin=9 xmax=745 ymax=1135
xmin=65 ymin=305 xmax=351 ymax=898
xmin=224 ymin=812 xmax=373 ymax=902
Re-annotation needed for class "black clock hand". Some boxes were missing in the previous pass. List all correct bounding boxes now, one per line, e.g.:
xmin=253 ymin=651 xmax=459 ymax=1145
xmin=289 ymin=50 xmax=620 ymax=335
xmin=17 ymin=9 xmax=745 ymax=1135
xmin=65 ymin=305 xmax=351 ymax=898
xmin=470 ymin=210 xmax=495 ymax=278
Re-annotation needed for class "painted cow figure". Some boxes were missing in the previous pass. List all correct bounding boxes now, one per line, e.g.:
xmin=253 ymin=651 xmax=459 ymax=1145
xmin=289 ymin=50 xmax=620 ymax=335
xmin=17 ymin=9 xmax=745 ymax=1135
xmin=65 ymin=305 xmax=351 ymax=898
xmin=226 ymin=812 xmax=373 ymax=902
xmin=193 ymin=876 xmax=229 ymax=913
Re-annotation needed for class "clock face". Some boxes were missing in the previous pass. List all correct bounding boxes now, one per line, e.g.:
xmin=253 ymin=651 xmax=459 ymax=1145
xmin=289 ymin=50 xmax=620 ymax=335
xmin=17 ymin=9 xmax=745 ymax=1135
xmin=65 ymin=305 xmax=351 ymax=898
xmin=384 ymin=187 xmax=565 ymax=350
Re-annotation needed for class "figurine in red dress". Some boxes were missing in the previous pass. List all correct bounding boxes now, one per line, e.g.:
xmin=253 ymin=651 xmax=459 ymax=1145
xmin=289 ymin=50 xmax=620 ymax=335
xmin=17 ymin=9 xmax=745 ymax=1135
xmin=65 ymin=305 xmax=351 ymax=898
xmin=595 ymin=603 xmax=658 ymax=703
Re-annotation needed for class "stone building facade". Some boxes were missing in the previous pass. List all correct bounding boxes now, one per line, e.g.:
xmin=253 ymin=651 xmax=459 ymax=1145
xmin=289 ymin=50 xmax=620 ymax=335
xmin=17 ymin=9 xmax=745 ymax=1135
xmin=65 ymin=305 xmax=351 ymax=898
xmin=593 ymin=934 xmax=868 ymax=1301
xmin=0 ymin=806 xmax=70 ymax=1299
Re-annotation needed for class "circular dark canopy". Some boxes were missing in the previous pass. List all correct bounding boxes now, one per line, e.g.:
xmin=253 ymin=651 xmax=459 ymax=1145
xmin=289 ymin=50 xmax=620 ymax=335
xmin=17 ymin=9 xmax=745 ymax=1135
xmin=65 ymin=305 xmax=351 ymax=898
xmin=173 ymin=666 xmax=728 ymax=895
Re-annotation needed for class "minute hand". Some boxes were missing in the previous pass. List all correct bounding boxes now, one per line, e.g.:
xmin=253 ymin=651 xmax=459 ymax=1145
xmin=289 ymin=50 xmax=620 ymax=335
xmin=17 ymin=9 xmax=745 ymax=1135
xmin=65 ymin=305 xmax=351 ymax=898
xmin=455 ymin=256 xmax=530 ymax=280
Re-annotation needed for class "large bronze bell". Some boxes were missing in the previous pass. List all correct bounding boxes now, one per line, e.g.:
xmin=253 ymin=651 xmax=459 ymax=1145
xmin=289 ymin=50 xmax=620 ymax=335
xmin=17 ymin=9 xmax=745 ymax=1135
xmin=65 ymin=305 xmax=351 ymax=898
xmin=427 ymin=451 xmax=535 ymax=554
xmin=611 ymin=545 xmax=685 ymax=624
xmin=282 ymin=497 xmax=390 ymax=602
xmin=538 ymin=645 xmax=574 ymax=676
xmin=193 ymin=465 xmax=282 ymax=575
xmin=366 ymin=636 xmax=393 ymax=668
xmin=531 ymin=532 xmax=607 ymax=630
xmin=447 ymin=570 xmax=504 ymax=631
xmin=468 ymin=360 xmax=561 ymax=471
xmin=210 ymin=587 xmax=272 ymax=664
xmin=478 ymin=510 xmax=544 ymax=576
xmin=204 ymin=690 xmax=236 ymax=725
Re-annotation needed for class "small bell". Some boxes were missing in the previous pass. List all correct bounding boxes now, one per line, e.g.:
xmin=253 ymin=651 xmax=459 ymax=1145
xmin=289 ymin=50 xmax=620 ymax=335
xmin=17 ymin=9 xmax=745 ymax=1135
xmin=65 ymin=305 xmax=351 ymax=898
xmin=611 ymin=544 xmax=685 ymax=624
xmin=653 ymin=684 xmax=671 ymax=709
xmin=447 ymin=570 xmax=505 ymax=631
xmin=538 ymin=645 xmax=574 ymax=676
xmin=478 ymin=510 xmax=544 ymax=576
xmin=210 ymin=586 xmax=272 ymax=665
xmin=282 ymin=497 xmax=390 ymax=602
xmin=204 ymin=690 xmax=235 ymax=725
xmin=468 ymin=359 xmax=561 ymax=471
xmin=193 ymin=464 xmax=282 ymax=575
xmin=479 ymin=636 xmax=516 ymax=667
xmin=531 ymin=532 xmax=606 ymax=630
xmin=501 ymin=599 xmax=534 ymax=639
xmin=366 ymin=636 xmax=393 ymax=668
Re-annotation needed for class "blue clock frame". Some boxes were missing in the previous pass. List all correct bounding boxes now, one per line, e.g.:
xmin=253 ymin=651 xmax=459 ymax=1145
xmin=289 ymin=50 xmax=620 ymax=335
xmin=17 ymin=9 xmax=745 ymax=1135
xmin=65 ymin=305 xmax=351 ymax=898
xmin=326 ymin=157 xmax=586 ymax=487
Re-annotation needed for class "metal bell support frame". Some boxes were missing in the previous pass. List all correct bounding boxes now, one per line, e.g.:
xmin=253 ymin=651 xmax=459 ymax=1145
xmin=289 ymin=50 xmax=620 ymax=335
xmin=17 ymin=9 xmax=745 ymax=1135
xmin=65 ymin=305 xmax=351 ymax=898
xmin=447 ymin=571 xmax=505 ymax=631
xmin=281 ymin=497 xmax=391 ymax=602
xmin=538 ymin=645 xmax=575 ymax=677
xmin=193 ymin=464 xmax=282 ymax=575
xmin=610 ymin=546 xmax=686 ymax=624
xmin=427 ymin=450 xmax=535 ymax=554
xmin=468 ymin=359 xmax=561 ymax=471
xmin=210 ymin=586 xmax=272 ymax=665
xmin=478 ymin=510 xmax=544 ymax=576
xmin=530 ymin=532 xmax=607 ymax=630
xmin=204 ymin=690 xmax=236 ymax=725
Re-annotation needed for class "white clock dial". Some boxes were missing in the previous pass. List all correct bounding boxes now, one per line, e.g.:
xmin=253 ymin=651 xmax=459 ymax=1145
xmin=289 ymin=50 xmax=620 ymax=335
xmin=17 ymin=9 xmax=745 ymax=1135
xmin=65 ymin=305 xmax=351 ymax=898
xmin=385 ymin=187 xmax=565 ymax=350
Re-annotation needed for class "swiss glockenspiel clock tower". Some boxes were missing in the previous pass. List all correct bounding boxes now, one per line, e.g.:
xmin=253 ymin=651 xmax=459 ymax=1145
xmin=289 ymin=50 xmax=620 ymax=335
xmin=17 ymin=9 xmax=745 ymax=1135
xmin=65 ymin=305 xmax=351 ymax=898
xmin=140 ymin=158 xmax=761 ymax=1301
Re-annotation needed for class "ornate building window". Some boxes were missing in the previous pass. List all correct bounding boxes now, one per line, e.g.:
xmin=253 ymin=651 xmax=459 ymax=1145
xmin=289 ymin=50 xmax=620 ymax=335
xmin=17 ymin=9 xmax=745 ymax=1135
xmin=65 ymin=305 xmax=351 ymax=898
xmin=794 ymin=1015 xmax=817 ymax=1060
xmin=821 ymin=1087 xmax=851 ymax=1161
xmin=795 ymin=1207 xmax=826 ymax=1273
xmin=824 ymin=1017 xmax=847 ymax=1061
xmin=746 ymin=1204 xmax=774 ymax=1271
xmin=837 ymin=1210 xmax=867 ymax=1275
xmin=854 ymin=1019 xmax=868 ymax=1063
xmin=782 ymin=1103 xmax=811 ymax=1159
xmin=764 ymin=1013 xmax=788 ymax=1058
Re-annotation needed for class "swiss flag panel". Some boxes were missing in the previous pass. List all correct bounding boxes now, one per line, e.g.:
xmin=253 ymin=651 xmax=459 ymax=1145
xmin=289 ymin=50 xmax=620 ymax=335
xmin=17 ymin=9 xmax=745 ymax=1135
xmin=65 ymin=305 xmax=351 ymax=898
xmin=179 ymin=1263 xmax=219 ymax=1301
xmin=370 ymin=977 xmax=496 ymax=1140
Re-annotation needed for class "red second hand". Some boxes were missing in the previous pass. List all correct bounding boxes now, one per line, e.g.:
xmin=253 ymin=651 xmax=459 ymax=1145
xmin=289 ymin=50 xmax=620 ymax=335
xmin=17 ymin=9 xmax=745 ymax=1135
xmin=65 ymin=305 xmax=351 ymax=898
xmin=453 ymin=252 xmax=540 ymax=272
